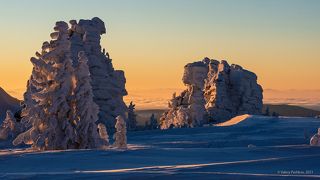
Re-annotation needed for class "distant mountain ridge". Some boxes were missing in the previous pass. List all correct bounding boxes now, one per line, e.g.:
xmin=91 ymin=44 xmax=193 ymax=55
xmin=263 ymin=104 xmax=320 ymax=117
xmin=0 ymin=87 xmax=20 ymax=121
xmin=135 ymin=104 xmax=320 ymax=125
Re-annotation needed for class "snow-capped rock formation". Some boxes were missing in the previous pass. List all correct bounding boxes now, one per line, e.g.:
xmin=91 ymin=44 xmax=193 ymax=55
xmin=113 ymin=115 xmax=127 ymax=149
xmin=68 ymin=18 xmax=127 ymax=131
xmin=160 ymin=57 xmax=263 ymax=129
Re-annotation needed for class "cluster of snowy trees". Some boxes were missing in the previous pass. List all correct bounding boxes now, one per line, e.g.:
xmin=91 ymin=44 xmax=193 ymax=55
xmin=160 ymin=103 xmax=193 ymax=129
xmin=126 ymin=101 xmax=159 ymax=130
xmin=1 ymin=21 xmax=127 ymax=150
xmin=264 ymin=106 xmax=280 ymax=117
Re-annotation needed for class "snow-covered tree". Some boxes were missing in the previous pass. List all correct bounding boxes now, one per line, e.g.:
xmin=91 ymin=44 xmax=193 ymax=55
xmin=0 ymin=110 xmax=21 ymax=140
xmin=73 ymin=51 xmax=100 ymax=149
xmin=265 ymin=106 xmax=270 ymax=116
xmin=272 ymin=112 xmax=279 ymax=117
xmin=149 ymin=113 xmax=158 ymax=129
xmin=97 ymin=123 xmax=109 ymax=148
xmin=113 ymin=115 xmax=127 ymax=149
xmin=14 ymin=22 xmax=77 ymax=150
xmin=127 ymin=101 xmax=137 ymax=130
xmin=160 ymin=107 xmax=192 ymax=129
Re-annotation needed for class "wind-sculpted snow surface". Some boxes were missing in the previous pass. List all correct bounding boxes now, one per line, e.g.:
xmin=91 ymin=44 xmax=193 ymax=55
xmin=160 ymin=57 xmax=263 ymax=129
xmin=1 ymin=116 xmax=320 ymax=179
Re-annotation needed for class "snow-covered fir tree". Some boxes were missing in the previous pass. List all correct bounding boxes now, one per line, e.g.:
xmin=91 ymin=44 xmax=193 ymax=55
xmin=113 ymin=115 xmax=127 ymax=149
xmin=0 ymin=110 xmax=21 ymax=140
xmin=97 ymin=123 xmax=109 ymax=148
xmin=14 ymin=22 xmax=78 ymax=150
xmin=149 ymin=113 xmax=158 ymax=129
xmin=127 ymin=101 xmax=137 ymax=130
xmin=265 ymin=106 xmax=270 ymax=116
xmin=73 ymin=51 xmax=100 ymax=149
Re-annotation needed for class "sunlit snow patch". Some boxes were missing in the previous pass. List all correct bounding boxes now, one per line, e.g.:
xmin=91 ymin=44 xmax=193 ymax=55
xmin=215 ymin=114 xmax=252 ymax=126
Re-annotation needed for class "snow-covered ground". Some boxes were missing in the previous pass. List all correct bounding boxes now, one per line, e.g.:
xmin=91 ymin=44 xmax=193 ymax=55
xmin=1 ymin=116 xmax=320 ymax=179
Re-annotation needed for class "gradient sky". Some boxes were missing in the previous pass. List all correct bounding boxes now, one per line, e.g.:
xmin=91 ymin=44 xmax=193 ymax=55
xmin=0 ymin=0 xmax=319 ymax=108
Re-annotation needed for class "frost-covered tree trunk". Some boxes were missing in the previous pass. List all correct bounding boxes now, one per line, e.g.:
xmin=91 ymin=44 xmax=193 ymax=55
xmin=0 ymin=110 xmax=20 ymax=140
xmin=73 ymin=51 xmax=100 ymax=149
xmin=113 ymin=115 xmax=127 ymax=149
xmin=127 ymin=101 xmax=137 ymax=130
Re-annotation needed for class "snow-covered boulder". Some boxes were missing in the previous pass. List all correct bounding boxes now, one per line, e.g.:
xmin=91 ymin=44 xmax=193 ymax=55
xmin=160 ymin=57 xmax=263 ymax=129
xmin=310 ymin=128 xmax=320 ymax=146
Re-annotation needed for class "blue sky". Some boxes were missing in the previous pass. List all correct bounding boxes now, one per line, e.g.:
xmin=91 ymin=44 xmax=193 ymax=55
xmin=0 ymin=0 xmax=320 ymax=101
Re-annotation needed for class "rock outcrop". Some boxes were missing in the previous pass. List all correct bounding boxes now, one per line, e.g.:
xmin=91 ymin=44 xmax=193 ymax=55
xmin=160 ymin=57 xmax=263 ymax=129
xmin=69 ymin=18 xmax=127 ymax=131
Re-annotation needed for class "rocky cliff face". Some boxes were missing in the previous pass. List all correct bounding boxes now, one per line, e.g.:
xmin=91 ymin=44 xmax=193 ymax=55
xmin=160 ymin=57 xmax=263 ymax=129
xmin=24 ymin=17 xmax=127 ymax=131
